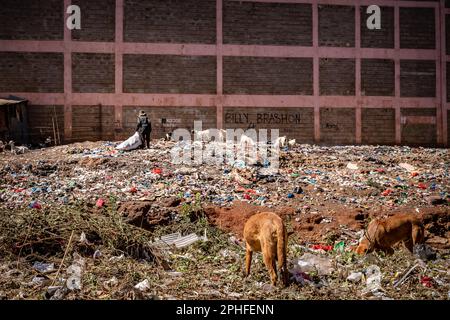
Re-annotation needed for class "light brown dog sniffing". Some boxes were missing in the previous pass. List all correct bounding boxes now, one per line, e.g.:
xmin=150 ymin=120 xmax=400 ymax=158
xmin=355 ymin=214 xmax=425 ymax=255
xmin=243 ymin=212 xmax=291 ymax=286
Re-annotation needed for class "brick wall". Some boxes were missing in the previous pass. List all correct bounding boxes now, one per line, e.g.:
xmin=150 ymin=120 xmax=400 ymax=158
xmin=122 ymin=106 xmax=216 ymax=139
xmin=72 ymin=53 xmax=115 ymax=93
xmin=319 ymin=58 xmax=355 ymax=95
xmin=362 ymin=108 xmax=395 ymax=145
xmin=319 ymin=5 xmax=355 ymax=47
xmin=360 ymin=6 xmax=394 ymax=48
xmin=446 ymin=15 xmax=450 ymax=54
xmin=124 ymin=0 xmax=216 ymax=43
xmin=223 ymin=107 xmax=315 ymax=143
xmin=400 ymin=8 xmax=435 ymax=49
xmin=400 ymin=60 xmax=436 ymax=97
xmin=447 ymin=62 xmax=450 ymax=102
xmin=448 ymin=111 xmax=450 ymax=144
xmin=72 ymin=105 xmax=115 ymax=142
xmin=0 ymin=0 xmax=63 ymax=40
xmin=223 ymin=2 xmax=312 ymax=46
xmin=401 ymin=108 xmax=436 ymax=146
xmin=320 ymin=108 xmax=355 ymax=144
xmin=223 ymin=57 xmax=313 ymax=95
xmin=361 ymin=59 xmax=395 ymax=96
xmin=71 ymin=0 xmax=115 ymax=42
xmin=27 ymin=105 xmax=65 ymax=143
xmin=0 ymin=53 xmax=64 ymax=93
xmin=123 ymin=54 xmax=216 ymax=93
xmin=0 ymin=0 xmax=446 ymax=147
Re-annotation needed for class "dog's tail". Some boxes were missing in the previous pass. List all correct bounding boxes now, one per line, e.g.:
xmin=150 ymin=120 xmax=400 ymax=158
xmin=276 ymin=220 xmax=288 ymax=286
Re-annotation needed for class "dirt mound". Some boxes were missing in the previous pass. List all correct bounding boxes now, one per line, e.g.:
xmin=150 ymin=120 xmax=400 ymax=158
xmin=79 ymin=157 xmax=109 ymax=168
xmin=160 ymin=197 xmax=182 ymax=208
xmin=204 ymin=201 xmax=296 ymax=239
xmin=118 ymin=201 xmax=172 ymax=230
xmin=205 ymin=201 xmax=449 ymax=246
xmin=204 ymin=201 xmax=369 ymax=242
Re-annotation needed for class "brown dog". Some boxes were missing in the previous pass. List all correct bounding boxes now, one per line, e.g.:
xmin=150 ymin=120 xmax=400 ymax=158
xmin=243 ymin=212 xmax=290 ymax=286
xmin=356 ymin=214 xmax=425 ymax=255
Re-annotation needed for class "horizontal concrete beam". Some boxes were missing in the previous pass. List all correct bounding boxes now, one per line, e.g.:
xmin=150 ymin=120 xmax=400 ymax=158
xmin=0 ymin=41 xmax=439 ymax=60
xmin=4 ymin=92 xmax=437 ymax=108
xmin=228 ymin=0 xmax=438 ymax=8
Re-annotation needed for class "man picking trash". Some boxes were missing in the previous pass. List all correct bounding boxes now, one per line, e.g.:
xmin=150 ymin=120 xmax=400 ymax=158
xmin=136 ymin=110 xmax=152 ymax=149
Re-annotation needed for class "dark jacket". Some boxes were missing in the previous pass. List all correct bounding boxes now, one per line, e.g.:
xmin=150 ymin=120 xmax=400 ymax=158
xmin=136 ymin=115 xmax=151 ymax=133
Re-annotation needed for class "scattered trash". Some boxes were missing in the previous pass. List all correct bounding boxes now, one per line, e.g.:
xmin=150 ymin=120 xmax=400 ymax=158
xmin=93 ymin=249 xmax=102 ymax=259
xmin=0 ymin=140 xmax=448 ymax=300
xmin=420 ymin=276 xmax=433 ymax=288
xmin=294 ymin=253 xmax=334 ymax=276
xmin=152 ymin=231 xmax=207 ymax=249
xmin=399 ymin=163 xmax=416 ymax=172
xmin=152 ymin=168 xmax=162 ymax=175
xmin=29 ymin=201 xmax=41 ymax=209
xmin=347 ymin=272 xmax=363 ymax=283
xmin=347 ymin=163 xmax=359 ymax=170
xmin=96 ymin=198 xmax=105 ymax=208
xmin=414 ymin=244 xmax=437 ymax=261
xmin=293 ymin=186 xmax=303 ymax=194
xmin=129 ymin=186 xmax=138 ymax=193
xmin=417 ymin=183 xmax=427 ymax=190
xmin=333 ymin=241 xmax=345 ymax=252
xmin=393 ymin=263 xmax=420 ymax=288
xmin=66 ymin=254 xmax=86 ymax=291
xmin=363 ymin=265 xmax=382 ymax=293
xmin=134 ymin=279 xmax=150 ymax=292
xmin=33 ymin=262 xmax=55 ymax=274
xmin=104 ymin=276 xmax=118 ymax=288
xmin=116 ymin=132 xmax=142 ymax=151
xmin=311 ymin=244 xmax=332 ymax=252
xmin=166 ymin=271 xmax=183 ymax=277
xmin=228 ymin=292 xmax=242 ymax=298
xmin=46 ymin=285 xmax=64 ymax=299
xmin=30 ymin=276 xmax=47 ymax=286
xmin=289 ymin=269 xmax=313 ymax=286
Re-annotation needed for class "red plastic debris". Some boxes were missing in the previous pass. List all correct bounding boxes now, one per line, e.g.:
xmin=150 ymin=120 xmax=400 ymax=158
xmin=243 ymin=194 xmax=251 ymax=200
xmin=420 ymin=276 xmax=433 ymax=288
xmin=96 ymin=198 xmax=105 ymax=208
xmin=129 ymin=186 xmax=138 ymax=193
xmin=382 ymin=189 xmax=393 ymax=196
xmin=311 ymin=244 xmax=332 ymax=251
xmin=411 ymin=172 xmax=419 ymax=177
xmin=152 ymin=168 xmax=162 ymax=175
xmin=29 ymin=201 xmax=41 ymax=209
xmin=418 ymin=183 xmax=427 ymax=190
xmin=376 ymin=168 xmax=385 ymax=173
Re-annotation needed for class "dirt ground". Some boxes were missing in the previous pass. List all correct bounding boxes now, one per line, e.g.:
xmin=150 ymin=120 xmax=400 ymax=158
xmin=0 ymin=140 xmax=448 ymax=300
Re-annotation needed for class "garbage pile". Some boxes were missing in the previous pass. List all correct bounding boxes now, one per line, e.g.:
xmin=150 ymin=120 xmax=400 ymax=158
xmin=0 ymin=141 xmax=448 ymax=212
xmin=0 ymin=139 xmax=448 ymax=300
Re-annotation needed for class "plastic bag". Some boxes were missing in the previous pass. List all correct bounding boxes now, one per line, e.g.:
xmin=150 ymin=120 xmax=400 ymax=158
xmin=116 ymin=132 xmax=142 ymax=151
